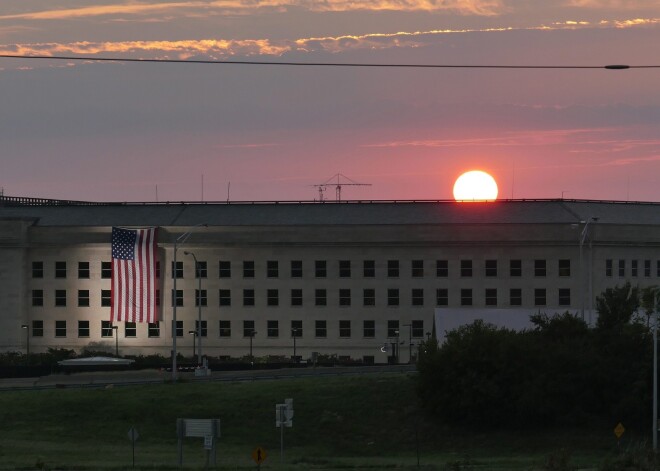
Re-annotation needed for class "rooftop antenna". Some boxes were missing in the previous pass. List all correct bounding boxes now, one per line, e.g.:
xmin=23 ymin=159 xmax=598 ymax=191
xmin=312 ymin=173 xmax=372 ymax=202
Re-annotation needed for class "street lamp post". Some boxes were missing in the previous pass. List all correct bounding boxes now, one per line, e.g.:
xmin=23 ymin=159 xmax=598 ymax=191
xmin=184 ymin=251 xmax=203 ymax=366
xmin=402 ymin=324 xmax=413 ymax=364
xmin=112 ymin=325 xmax=119 ymax=357
xmin=578 ymin=217 xmax=599 ymax=324
xmin=248 ymin=329 xmax=257 ymax=363
xmin=21 ymin=324 xmax=29 ymax=363
xmin=291 ymin=327 xmax=299 ymax=363
xmin=188 ymin=330 xmax=197 ymax=358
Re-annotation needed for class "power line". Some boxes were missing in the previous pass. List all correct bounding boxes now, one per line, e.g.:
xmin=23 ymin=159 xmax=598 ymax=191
xmin=1 ymin=54 xmax=659 ymax=69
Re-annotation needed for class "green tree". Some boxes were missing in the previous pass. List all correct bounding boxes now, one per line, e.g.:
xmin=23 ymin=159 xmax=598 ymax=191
xmin=595 ymin=282 xmax=640 ymax=330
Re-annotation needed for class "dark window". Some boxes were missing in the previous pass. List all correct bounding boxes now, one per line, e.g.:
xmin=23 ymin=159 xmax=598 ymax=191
xmin=339 ymin=260 xmax=351 ymax=278
xmin=219 ymin=289 xmax=231 ymax=306
xmin=101 ymin=320 xmax=113 ymax=338
xmin=243 ymin=261 xmax=255 ymax=278
xmin=172 ymin=320 xmax=182 ymax=337
xmin=55 ymin=261 xmax=67 ymax=279
xmin=461 ymin=288 xmax=472 ymax=306
xmin=148 ymin=322 xmax=160 ymax=338
xmin=606 ymin=259 xmax=613 ymax=277
xmin=78 ymin=320 xmax=90 ymax=338
xmin=101 ymin=290 xmax=111 ymax=307
xmin=78 ymin=290 xmax=90 ymax=307
xmin=339 ymin=320 xmax=351 ymax=338
xmin=32 ymin=320 xmax=44 ymax=337
xmin=195 ymin=320 xmax=208 ymax=337
xmin=193 ymin=261 xmax=207 ymax=278
xmin=339 ymin=289 xmax=351 ymax=306
xmin=632 ymin=260 xmax=638 ymax=277
xmin=363 ymin=260 xmax=375 ymax=277
xmin=291 ymin=289 xmax=303 ymax=306
xmin=485 ymin=260 xmax=497 ymax=277
xmin=291 ymin=260 xmax=303 ymax=278
xmin=534 ymin=260 xmax=546 ymax=277
xmin=510 ymin=259 xmax=522 ymax=277
xmin=78 ymin=262 xmax=90 ymax=279
xmin=32 ymin=289 xmax=44 ymax=307
xmin=558 ymin=288 xmax=571 ymax=306
xmin=55 ymin=320 xmax=67 ymax=337
xmin=363 ymin=320 xmax=375 ymax=338
xmin=315 ymin=289 xmax=327 ymax=306
xmin=267 ymin=320 xmax=279 ymax=338
xmin=387 ymin=288 xmax=399 ymax=306
xmin=32 ymin=261 xmax=44 ymax=278
xmin=155 ymin=261 xmax=160 ymax=279
xmin=363 ymin=288 xmax=375 ymax=306
xmin=412 ymin=260 xmax=424 ymax=277
xmin=315 ymin=260 xmax=327 ymax=278
xmin=267 ymin=260 xmax=279 ymax=278
xmin=218 ymin=261 xmax=231 ymax=278
xmin=291 ymin=320 xmax=302 ymax=338
xmin=55 ymin=290 xmax=67 ymax=307
xmin=387 ymin=320 xmax=399 ymax=338
xmin=436 ymin=260 xmax=448 ymax=277
xmin=559 ymin=259 xmax=571 ymax=277
xmin=387 ymin=260 xmax=399 ymax=277
xmin=101 ymin=261 xmax=112 ymax=279
xmin=243 ymin=320 xmax=255 ymax=338
xmin=510 ymin=288 xmax=522 ymax=306
xmin=461 ymin=260 xmax=472 ymax=277
xmin=618 ymin=260 xmax=625 ymax=277
xmin=194 ymin=289 xmax=207 ymax=307
xmin=171 ymin=261 xmax=183 ymax=279
xmin=412 ymin=320 xmax=424 ymax=338
xmin=243 ymin=289 xmax=255 ymax=306
xmin=645 ymin=260 xmax=651 ymax=277
xmin=267 ymin=289 xmax=279 ymax=306
xmin=436 ymin=288 xmax=448 ymax=306
xmin=485 ymin=288 xmax=497 ymax=306
xmin=171 ymin=289 xmax=183 ymax=307
xmin=219 ymin=320 xmax=231 ymax=337
xmin=315 ymin=320 xmax=327 ymax=338
xmin=534 ymin=288 xmax=547 ymax=306
xmin=125 ymin=322 xmax=137 ymax=338
xmin=412 ymin=288 xmax=424 ymax=306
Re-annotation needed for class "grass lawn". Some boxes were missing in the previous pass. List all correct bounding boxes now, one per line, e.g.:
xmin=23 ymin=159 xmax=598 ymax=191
xmin=0 ymin=372 xmax=643 ymax=470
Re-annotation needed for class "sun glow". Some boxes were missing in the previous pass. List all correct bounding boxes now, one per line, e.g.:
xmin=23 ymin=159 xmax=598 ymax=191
xmin=453 ymin=170 xmax=498 ymax=201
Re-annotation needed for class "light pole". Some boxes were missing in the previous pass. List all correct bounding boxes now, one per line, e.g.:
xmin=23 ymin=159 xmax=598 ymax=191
xmin=171 ymin=223 xmax=207 ymax=382
xmin=188 ymin=330 xmax=197 ymax=358
xmin=184 ymin=251 xmax=203 ymax=366
xmin=112 ymin=325 xmax=119 ymax=357
xmin=578 ymin=217 xmax=599 ymax=324
xmin=402 ymin=324 xmax=413 ymax=364
xmin=21 ymin=324 xmax=29 ymax=363
xmin=291 ymin=327 xmax=299 ymax=363
xmin=654 ymin=305 xmax=658 ymax=451
xmin=248 ymin=329 xmax=257 ymax=363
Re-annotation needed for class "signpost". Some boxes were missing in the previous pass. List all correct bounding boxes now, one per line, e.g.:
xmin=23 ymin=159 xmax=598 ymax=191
xmin=127 ymin=426 xmax=139 ymax=468
xmin=252 ymin=446 xmax=267 ymax=470
xmin=275 ymin=398 xmax=294 ymax=463
xmin=176 ymin=418 xmax=221 ymax=467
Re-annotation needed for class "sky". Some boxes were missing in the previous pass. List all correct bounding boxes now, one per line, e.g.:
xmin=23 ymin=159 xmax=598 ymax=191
xmin=0 ymin=1 xmax=659 ymax=203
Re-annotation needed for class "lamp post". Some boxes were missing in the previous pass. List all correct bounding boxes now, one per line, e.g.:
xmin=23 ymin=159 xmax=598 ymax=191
xmin=184 ymin=251 xmax=203 ymax=366
xmin=112 ymin=325 xmax=119 ymax=357
xmin=21 ymin=324 xmax=29 ymax=363
xmin=188 ymin=330 xmax=197 ymax=358
xmin=291 ymin=327 xmax=299 ymax=363
xmin=171 ymin=223 xmax=207 ymax=382
xmin=248 ymin=329 xmax=257 ymax=363
xmin=402 ymin=324 xmax=413 ymax=364
xmin=578 ymin=217 xmax=599 ymax=324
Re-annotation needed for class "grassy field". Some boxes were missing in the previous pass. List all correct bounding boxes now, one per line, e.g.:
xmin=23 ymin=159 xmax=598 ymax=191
xmin=0 ymin=371 xmax=644 ymax=470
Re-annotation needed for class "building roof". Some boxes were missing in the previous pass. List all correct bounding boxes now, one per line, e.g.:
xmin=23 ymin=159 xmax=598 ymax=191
xmin=1 ymin=196 xmax=659 ymax=227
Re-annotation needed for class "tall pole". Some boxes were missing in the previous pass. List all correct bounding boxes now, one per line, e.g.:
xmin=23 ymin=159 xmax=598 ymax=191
xmin=654 ymin=307 xmax=658 ymax=451
xmin=579 ymin=217 xmax=598 ymax=324
xmin=189 ymin=331 xmax=196 ymax=357
xmin=403 ymin=324 xmax=412 ymax=364
xmin=21 ymin=325 xmax=29 ymax=364
xmin=112 ymin=325 xmax=119 ymax=357
xmin=292 ymin=328 xmax=298 ymax=362
xmin=185 ymin=251 xmax=203 ymax=366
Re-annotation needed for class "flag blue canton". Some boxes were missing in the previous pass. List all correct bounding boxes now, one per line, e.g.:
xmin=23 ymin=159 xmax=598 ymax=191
xmin=112 ymin=228 xmax=136 ymax=260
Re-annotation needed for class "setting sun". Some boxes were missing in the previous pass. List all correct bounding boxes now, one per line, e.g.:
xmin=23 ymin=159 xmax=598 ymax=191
xmin=453 ymin=170 xmax=498 ymax=202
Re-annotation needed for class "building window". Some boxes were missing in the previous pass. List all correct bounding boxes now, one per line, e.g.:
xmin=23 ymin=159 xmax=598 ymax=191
xmin=171 ymin=261 xmax=183 ymax=279
xmin=460 ymin=288 xmax=472 ymax=306
xmin=339 ymin=260 xmax=351 ymax=278
xmin=632 ymin=260 xmax=638 ymax=277
xmin=534 ymin=260 xmax=546 ymax=277
xmin=291 ymin=289 xmax=303 ymax=306
xmin=193 ymin=261 xmax=207 ymax=278
xmin=412 ymin=289 xmax=424 ymax=306
xmin=339 ymin=289 xmax=351 ymax=306
xmin=363 ymin=320 xmax=375 ymax=338
xmin=32 ymin=320 xmax=44 ymax=337
xmin=485 ymin=260 xmax=497 ymax=277
xmin=219 ymin=260 xmax=231 ymax=278
xmin=339 ymin=320 xmax=351 ymax=338
xmin=219 ymin=289 xmax=231 ymax=306
xmin=55 ymin=320 xmax=67 ymax=337
xmin=195 ymin=320 xmax=208 ymax=337
xmin=606 ymin=259 xmax=613 ymax=277
xmin=78 ymin=290 xmax=90 ymax=307
xmin=219 ymin=320 xmax=231 ymax=337
xmin=315 ymin=260 xmax=327 ymax=278
xmin=243 ymin=289 xmax=255 ymax=306
xmin=363 ymin=355 xmax=375 ymax=365
xmin=436 ymin=260 xmax=448 ymax=277
xmin=267 ymin=289 xmax=279 ymax=306
xmin=243 ymin=320 xmax=255 ymax=337
xmin=618 ymin=260 xmax=625 ymax=277
xmin=101 ymin=320 xmax=113 ymax=337
xmin=485 ymin=288 xmax=497 ymax=306
xmin=534 ymin=288 xmax=547 ymax=306
xmin=645 ymin=260 xmax=651 ymax=277
xmin=315 ymin=320 xmax=327 ymax=338
xmin=267 ymin=260 xmax=279 ymax=278
xmin=32 ymin=261 xmax=44 ymax=278
xmin=148 ymin=322 xmax=160 ymax=337
xmin=78 ymin=320 xmax=90 ymax=338
xmin=155 ymin=261 xmax=160 ymax=279
xmin=55 ymin=261 xmax=67 ymax=278
xmin=460 ymin=260 xmax=472 ymax=277
xmin=363 ymin=260 xmax=375 ymax=277
xmin=387 ymin=260 xmax=399 ymax=277
xmin=558 ymin=259 xmax=571 ymax=277
xmin=412 ymin=320 xmax=424 ymax=338
xmin=315 ymin=289 xmax=327 ymax=306
xmin=267 ymin=320 xmax=279 ymax=338
xmin=78 ymin=262 xmax=90 ymax=279
xmin=101 ymin=261 xmax=112 ymax=279
xmin=558 ymin=289 xmax=571 ymax=306
xmin=412 ymin=260 xmax=424 ymax=277
xmin=55 ymin=290 xmax=67 ymax=307
xmin=171 ymin=289 xmax=183 ymax=307
xmin=32 ymin=290 xmax=44 ymax=307
xmin=510 ymin=288 xmax=522 ymax=306
xmin=291 ymin=260 xmax=303 ymax=278
xmin=172 ymin=320 xmax=182 ymax=337
xmin=243 ymin=261 xmax=255 ymax=278
xmin=125 ymin=322 xmax=137 ymax=337
xmin=387 ymin=288 xmax=399 ymax=306
xmin=363 ymin=289 xmax=375 ymax=306
xmin=510 ymin=259 xmax=522 ymax=277
xmin=291 ymin=320 xmax=303 ymax=338
xmin=101 ymin=290 xmax=111 ymax=307
xmin=436 ymin=288 xmax=448 ymax=306
xmin=387 ymin=320 xmax=399 ymax=338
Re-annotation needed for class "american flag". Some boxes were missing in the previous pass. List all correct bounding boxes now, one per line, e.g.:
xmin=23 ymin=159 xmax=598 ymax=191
xmin=111 ymin=227 xmax=159 ymax=323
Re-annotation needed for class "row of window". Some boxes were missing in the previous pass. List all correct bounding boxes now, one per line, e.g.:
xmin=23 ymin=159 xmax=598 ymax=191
xmin=31 ymin=287 xmax=573 ymax=308
xmin=605 ymin=259 xmax=660 ymax=278
xmin=28 ymin=319 xmax=426 ymax=339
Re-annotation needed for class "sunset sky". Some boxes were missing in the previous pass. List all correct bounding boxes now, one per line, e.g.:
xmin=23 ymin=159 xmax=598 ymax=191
xmin=1 ymin=1 xmax=659 ymax=202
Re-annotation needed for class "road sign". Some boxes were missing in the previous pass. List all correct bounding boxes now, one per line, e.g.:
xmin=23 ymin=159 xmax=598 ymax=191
xmin=127 ymin=426 xmax=139 ymax=443
xmin=252 ymin=446 xmax=267 ymax=464
xmin=614 ymin=422 xmax=625 ymax=439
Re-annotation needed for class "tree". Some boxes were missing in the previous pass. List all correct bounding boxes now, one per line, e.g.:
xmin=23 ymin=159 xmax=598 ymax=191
xmin=595 ymin=282 xmax=640 ymax=330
